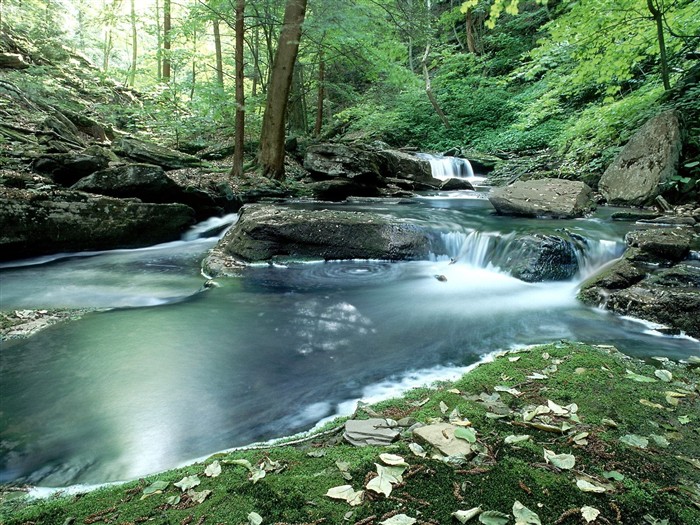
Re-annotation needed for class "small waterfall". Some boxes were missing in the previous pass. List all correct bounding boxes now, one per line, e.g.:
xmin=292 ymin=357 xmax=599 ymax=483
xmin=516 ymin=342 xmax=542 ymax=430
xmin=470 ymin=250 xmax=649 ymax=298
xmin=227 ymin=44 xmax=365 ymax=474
xmin=182 ymin=213 xmax=239 ymax=241
xmin=417 ymin=153 xmax=475 ymax=180
xmin=438 ymin=231 xmax=499 ymax=267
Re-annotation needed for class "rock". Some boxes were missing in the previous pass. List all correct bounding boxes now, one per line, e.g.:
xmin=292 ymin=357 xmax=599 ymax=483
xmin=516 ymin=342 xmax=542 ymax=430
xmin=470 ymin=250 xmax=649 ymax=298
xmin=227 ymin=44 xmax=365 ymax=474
xmin=207 ymin=204 xmax=431 ymax=266
xmin=578 ymin=227 xmax=700 ymax=337
xmin=114 ymin=137 xmax=203 ymax=170
xmin=376 ymin=149 xmax=438 ymax=186
xmin=307 ymin=179 xmax=381 ymax=201
xmin=0 ymin=186 xmax=194 ymax=261
xmin=488 ymin=178 xmax=595 ymax=219
xmin=0 ymin=52 xmax=30 ymax=69
xmin=439 ymin=178 xmax=474 ymax=191
xmin=32 ymin=149 xmax=111 ymax=186
xmin=638 ymin=216 xmax=696 ymax=226
xmin=343 ymin=419 xmax=400 ymax=447
xmin=625 ymin=227 xmax=694 ymax=263
xmin=412 ymin=423 xmax=475 ymax=458
xmin=304 ymin=143 xmax=383 ymax=182
xmin=71 ymin=163 xmax=181 ymax=202
xmin=611 ymin=210 xmax=661 ymax=221
xmin=492 ymin=233 xmax=583 ymax=282
xmin=599 ymin=110 xmax=682 ymax=206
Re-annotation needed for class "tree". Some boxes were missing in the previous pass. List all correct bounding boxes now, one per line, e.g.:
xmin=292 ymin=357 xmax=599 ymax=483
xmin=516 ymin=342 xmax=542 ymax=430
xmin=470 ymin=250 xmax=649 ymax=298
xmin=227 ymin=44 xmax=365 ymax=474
xmin=213 ymin=16 xmax=224 ymax=87
xmin=129 ymin=0 xmax=137 ymax=86
xmin=258 ymin=0 xmax=308 ymax=180
xmin=232 ymin=0 xmax=246 ymax=179
xmin=163 ymin=0 xmax=171 ymax=82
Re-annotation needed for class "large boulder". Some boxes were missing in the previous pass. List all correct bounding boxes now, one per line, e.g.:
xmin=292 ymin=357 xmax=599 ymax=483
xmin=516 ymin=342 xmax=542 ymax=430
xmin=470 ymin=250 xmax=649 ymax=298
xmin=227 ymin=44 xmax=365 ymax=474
xmin=598 ymin=110 xmax=682 ymax=206
xmin=376 ymin=149 xmax=439 ymax=186
xmin=578 ymin=226 xmax=700 ymax=337
xmin=491 ymin=233 xmax=584 ymax=282
xmin=71 ymin=163 xmax=182 ymax=201
xmin=0 ymin=186 xmax=194 ymax=260
xmin=114 ymin=137 xmax=202 ymax=170
xmin=304 ymin=143 xmax=383 ymax=183
xmin=489 ymin=178 xmax=595 ymax=219
xmin=203 ymin=204 xmax=431 ymax=272
xmin=32 ymin=148 xmax=112 ymax=186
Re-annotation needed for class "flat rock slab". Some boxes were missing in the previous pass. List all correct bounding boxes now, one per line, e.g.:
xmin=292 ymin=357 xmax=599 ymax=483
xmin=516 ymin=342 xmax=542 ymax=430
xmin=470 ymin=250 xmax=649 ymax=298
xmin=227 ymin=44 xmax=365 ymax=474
xmin=210 ymin=204 xmax=431 ymax=264
xmin=489 ymin=178 xmax=595 ymax=219
xmin=344 ymin=418 xmax=400 ymax=447
xmin=412 ymin=423 xmax=474 ymax=458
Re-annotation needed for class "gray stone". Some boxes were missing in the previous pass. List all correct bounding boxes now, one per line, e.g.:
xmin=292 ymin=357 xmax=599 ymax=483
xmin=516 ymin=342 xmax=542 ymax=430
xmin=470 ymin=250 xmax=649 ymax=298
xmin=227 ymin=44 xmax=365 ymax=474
xmin=0 ymin=187 xmax=194 ymax=261
xmin=114 ymin=137 xmax=202 ymax=170
xmin=304 ymin=143 xmax=383 ymax=182
xmin=71 ymin=163 xmax=181 ymax=201
xmin=32 ymin=150 xmax=110 ymax=186
xmin=440 ymin=178 xmax=474 ymax=191
xmin=599 ymin=110 xmax=682 ymax=206
xmin=207 ymin=204 xmax=431 ymax=266
xmin=488 ymin=178 xmax=595 ymax=219
xmin=377 ymin=149 xmax=437 ymax=186
xmin=625 ymin=227 xmax=695 ymax=263
xmin=344 ymin=419 xmax=400 ymax=447
xmin=491 ymin=233 xmax=583 ymax=282
xmin=412 ymin=423 xmax=474 ymax=458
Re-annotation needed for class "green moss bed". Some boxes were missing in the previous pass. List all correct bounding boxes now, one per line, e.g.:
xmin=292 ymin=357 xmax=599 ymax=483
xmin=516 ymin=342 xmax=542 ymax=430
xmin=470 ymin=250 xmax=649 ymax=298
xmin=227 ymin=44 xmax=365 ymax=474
xmin=2 ymin=342 xmax=699 ymax=525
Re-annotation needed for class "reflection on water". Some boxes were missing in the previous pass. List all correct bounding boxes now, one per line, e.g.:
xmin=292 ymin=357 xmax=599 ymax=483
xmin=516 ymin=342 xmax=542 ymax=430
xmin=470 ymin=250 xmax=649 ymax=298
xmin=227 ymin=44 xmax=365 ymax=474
xmin=0 ymin=199 xmax=698 ymax=487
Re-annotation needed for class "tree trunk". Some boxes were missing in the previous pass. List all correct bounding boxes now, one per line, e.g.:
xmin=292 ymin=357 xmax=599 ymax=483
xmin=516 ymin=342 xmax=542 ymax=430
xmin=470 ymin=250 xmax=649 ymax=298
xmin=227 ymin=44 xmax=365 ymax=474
xmin=258 ymin=0 xmax=308 ymax=180
xmin=190 ymin=26 xmax=197 ymax=101
xmin=647 ymin=0 xmax=670 ymax=90
xmin=213 ymin=17 xmax=224 ymax=87
xmin=163 ymin=0 xmax=171 ymax=83
xmin=155 ymin=0 xmax=162 ymax=81
xmin=288 ymin=62 xmax=307 ymax=134
xmin=314 ymin=50 xmax=325 ymax=136
xmin=129 ymin=0 xmax=137 ymax=86
xmin=421 ymin=44 xmax=450 ymax=128
xmin=231 ymin=0 xmax=246 ymax=179
xmin=465 ymin=9 xmax=477 ymax=55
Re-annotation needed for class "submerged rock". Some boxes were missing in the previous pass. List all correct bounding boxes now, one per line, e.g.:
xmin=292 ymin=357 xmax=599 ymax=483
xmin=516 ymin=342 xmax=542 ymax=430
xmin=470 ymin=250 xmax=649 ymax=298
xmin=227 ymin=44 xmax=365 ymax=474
xmin=488 ymin=178 xmax=595 ymax=219
xmin=599 ymin=110 xmax=682 ymax=206
xmin=492 ymin=233 xmax=584 ymax=282
xmin=578 ymin=226 xmax=700 ymax=337
xmin=203 ymin=204 xmax=431 ymax=272
xmin=0 ymin=186 xmax=194 ymax=260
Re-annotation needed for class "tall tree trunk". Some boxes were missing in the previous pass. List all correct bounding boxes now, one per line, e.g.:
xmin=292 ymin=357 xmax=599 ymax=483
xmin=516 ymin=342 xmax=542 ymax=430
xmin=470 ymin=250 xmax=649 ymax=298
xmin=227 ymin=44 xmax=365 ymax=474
xmin=231 ymin=0 xmax=246 ymax=179
xmin=421 ymin=44 xmax=450 ymax=128
xmin=213 ymin=17 xmax=224 ymax=87
xmin=163 ymin=0 xmax=171 ymax=83
xmin=155 ymin=0 xmax=162 ymax=81
xmin=314 ymin=50 xmax=325 ymax=136
xmin=190 ymin=26 xmax=197 ymax=101
xmin=647 ymin=0 xmax=670 ymax=90
xmin=258 ymin=0 xmax=308 ymax=180
xmin=129 ymin=0 xmax=137 ymax=86
xmin=252 ymin=26 xmax=260 ymax=97
xmin=465 ymin=9 xmax=478 ymax=55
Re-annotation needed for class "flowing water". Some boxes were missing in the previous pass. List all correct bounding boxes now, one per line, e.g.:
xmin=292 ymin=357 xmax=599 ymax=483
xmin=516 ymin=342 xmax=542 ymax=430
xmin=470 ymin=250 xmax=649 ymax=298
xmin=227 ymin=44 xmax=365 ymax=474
xmin=1 ymin=161 xmax=699 ymax=488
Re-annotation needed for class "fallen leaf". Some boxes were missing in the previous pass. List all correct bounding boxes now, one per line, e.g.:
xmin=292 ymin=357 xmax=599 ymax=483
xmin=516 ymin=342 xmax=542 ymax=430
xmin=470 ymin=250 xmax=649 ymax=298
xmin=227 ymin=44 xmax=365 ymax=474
xmin=640 ymin=399 xmax=665 ymax=409
xmin=478 ymin=510 xmax=510 ymax=525
xmin=601 ymin=418 xmax=618 ymax=428
xmin=174 ymin=475 xmax=201 ymax=492
xmin=676 ymin=455 xmax=700 ymax=469
xmin=141 ymin=480 xmax=169 ymax=499
xmin=620 ymin=434 xmax=649 ymax=449
xmin=541 ymin=352 xmax=550 ymax=360
xmin=448 ymin=388 xmax=462 ymax=394
xmin=455 ymin=427 xmax=477 ymax=443
xmin=440 ymin=401 xmax=449 ymax=415
xmin=654 ymin=369 xmax=672 ymax=382
xmin=166 ymin=495 xmax=180 ymax=505
xmin=544 ymin=449 xmax=575 ymax=470
xmin=649 ymin=434 xmax=670 ymax=448
xmin=523 ymin=405 xmax=550 ymax=422
xmin=205 ymin=460 xmax=222 ymax=478
xmin=187 ymin=489 xmax=212 ymax=504
xmin=508 ymin=356 xmax=521 ymax=362
xmin=248 ymin=511 xmax=263 ymax=525
xmin=336 ymin=460 xmax=353 ymax=481
xmin=581 ymin=506 xmax=600 ymax=523
xmin=307 ymin=449 xmax=327 ymax=458
xmin=603 ymin=470 xmax=625 ymax=481
xmin=366 ymin=464 xmax=405 ymax=497
xmin=527 ymin=372 xmax=548 ymax=380
xmin=513 ymin=500 xmax=541 ymax=525
xmin=379 ymin=515 xmax=416 ymax=525
xmin=452 ymin=507 xmax=482 ymax=523
xmin=678 ymin=415 xmax=691 ymax=425
xmin=409 ymin=442 xmax=426 ymax=458
xmin=326 ymin=485 xmax=364 ymax=506
xmin=547 ymin=400 xmax=569 ymax=416
xmin=379 ymin=453 xmax=408 ymax=466
xmin=576 ymin=479 xmax=607 ymax=493
xmin=494 ymin=385 xmax=521 ymax=396
xmin=572 ymin=432 xmax=589 ymax=446
xmin=625 ymin=370 xmax=656 ymax=383
xmin=504 ymin=434 xmax=531 ymax=444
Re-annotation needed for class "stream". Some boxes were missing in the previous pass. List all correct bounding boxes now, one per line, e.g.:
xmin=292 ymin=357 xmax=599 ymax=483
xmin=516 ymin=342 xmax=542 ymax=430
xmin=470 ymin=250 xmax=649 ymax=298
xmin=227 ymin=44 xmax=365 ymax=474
xmin=1 ymin=157 xmax=699 ymax=488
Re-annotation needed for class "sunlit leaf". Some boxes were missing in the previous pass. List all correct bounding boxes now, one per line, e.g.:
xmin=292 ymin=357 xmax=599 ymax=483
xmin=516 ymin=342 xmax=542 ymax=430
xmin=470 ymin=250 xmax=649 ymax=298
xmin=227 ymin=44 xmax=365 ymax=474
xmin=453 ymin=507 xmax=482 ymax=523
xmin=141 ymin=480 xmax=169 ymax=499
xmin=603 ymin=470 xmax=625 ymax=481
xmin=576 ymin=479 xmax=607 ymax=493
xmin=649 ymin=434 xmax=670 ymax=448
xmin=513 ymin=500 xmax=541 ymax=525
xmin=409 ymin=442 xmax=426 ymax=458
xmin=455 ymin=427 xmax=477 ymax=443
xmin=620 ymin=434 xmax=648 ymax=449
xmin=527 ymin=372 xmax=548 ymax=380
xmin=678 ymin=415 xmax=691 ymax=425
xmin=504 ymin=434 xmax=531 ymax=444
xmin=248 ymin=511 xmax=263 ymax=525
xmin=366 ymin=464 xmax=405 ymax=497
xmin=174 ymin=475 xmax=200 ymax=492
xmin=440 ymin=401 xmax=449 ymax=414
xmin=380 ymin=453 xmax=408 ymax=466
xmin=572 ymin=432 xmax=589 ymax=446
xmin=581 ymin=506 xmax=600 ymax=523
xmin=601 ymin=418 xmax=618 ymax=428
xmin=229 ymin=459 xmax=253 ymax=470
xmin=336 ymin=460 xmax=353 ymax=481
xmin=166 ymin=495 xmax=180 ymax=505
xmin=187 ymin=489 xmax=212 ymax=504
xmin=379 ymin=515 xmax=416 ymax=525
xmin=547 ymin=400 xmax=568 ymax=415
xmin=654 ymin=369 xmax=672 ymax=382
xmin=205 ymin=460 xmax=222 ymax=478
xmin=524 ymin=405 xmax=550 ymax=422
xmin=640 ymin=399 xmax=664 ymax=410
xmin=544 ymin=449 xmax=575 ymax=469
xmin=479 ymin=510 xmax=510 ymax=525
xmin=250 ymin=467 xmax=266 ymax=484
xmin=494 ymin=385 xmax=521 ymax=396
xmin=508 ymin=356 xmax=521 ymax=362
xmin=326 ymin=485 xmax=364 ymax=506
xmin=625 ymin=370 xmax=656 ymax=382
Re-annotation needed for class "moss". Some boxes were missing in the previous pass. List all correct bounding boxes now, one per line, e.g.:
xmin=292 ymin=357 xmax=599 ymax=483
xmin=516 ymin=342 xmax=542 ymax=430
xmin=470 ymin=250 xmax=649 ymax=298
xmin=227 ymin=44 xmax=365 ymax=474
xmin=3 ymin=342 xmax=699 ymax=525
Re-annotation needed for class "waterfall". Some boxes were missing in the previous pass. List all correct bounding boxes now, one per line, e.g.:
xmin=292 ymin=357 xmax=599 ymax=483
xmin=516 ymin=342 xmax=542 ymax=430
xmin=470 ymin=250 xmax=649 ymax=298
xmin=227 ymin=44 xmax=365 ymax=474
xmin=417 ymin=153 xmax=475 ymax=180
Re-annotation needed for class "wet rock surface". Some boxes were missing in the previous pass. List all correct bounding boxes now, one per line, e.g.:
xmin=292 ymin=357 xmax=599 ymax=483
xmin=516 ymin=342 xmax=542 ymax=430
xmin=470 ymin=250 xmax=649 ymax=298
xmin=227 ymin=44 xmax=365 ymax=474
xmin=488 ymin=178 xmax=595 ymax=219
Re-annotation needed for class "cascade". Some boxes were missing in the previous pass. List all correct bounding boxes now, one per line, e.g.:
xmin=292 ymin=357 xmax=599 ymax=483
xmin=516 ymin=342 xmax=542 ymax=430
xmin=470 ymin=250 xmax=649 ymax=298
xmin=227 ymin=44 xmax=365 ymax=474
xmin=417 ymin=153 xmax=475 ymax=180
